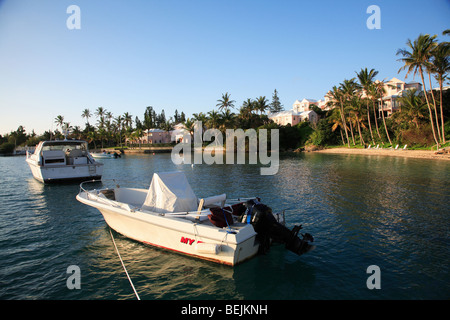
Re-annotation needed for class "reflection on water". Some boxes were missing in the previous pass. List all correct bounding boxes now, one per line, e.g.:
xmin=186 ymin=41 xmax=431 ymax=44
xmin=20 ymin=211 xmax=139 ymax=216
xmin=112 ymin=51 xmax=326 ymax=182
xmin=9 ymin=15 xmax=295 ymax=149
xmin=0 ymin=153 xmax=449 ymax=299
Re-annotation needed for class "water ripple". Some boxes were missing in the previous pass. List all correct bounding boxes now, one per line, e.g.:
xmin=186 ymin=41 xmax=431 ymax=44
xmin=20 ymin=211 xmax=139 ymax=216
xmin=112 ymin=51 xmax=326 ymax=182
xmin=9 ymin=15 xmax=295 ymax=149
xmin=0 ymin=154 xmax=449 ymax=299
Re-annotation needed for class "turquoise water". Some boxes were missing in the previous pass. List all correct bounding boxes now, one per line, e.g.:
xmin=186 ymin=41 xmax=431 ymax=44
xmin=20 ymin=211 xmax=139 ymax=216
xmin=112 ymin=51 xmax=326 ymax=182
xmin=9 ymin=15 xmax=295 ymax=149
xmin=0 ymin=152 xmax=449 ymax=300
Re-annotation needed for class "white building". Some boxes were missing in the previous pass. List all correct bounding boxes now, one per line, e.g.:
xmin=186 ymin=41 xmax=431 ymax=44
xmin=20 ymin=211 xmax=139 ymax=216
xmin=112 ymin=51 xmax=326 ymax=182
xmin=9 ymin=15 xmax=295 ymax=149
xmin=269 ymin=99 xmax=318 ymax=126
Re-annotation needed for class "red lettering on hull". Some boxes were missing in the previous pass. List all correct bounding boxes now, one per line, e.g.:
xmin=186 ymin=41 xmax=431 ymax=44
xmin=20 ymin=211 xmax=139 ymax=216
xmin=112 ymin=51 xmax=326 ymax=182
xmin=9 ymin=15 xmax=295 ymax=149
xmin=180 ymin=237 xmax=195 ymax=245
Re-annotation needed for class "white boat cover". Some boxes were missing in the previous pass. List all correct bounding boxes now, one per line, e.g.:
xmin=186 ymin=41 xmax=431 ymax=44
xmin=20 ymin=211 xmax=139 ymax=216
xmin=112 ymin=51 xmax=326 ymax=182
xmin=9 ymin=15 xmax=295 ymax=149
xmin=141 ymin=172 xmax=198 ymax=213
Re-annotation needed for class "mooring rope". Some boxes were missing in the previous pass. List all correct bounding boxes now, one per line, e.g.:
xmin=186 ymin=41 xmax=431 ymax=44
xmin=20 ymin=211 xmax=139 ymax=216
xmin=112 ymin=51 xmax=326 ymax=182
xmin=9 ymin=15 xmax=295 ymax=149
xmin=109 ymin=228 xmax=141 ymax=300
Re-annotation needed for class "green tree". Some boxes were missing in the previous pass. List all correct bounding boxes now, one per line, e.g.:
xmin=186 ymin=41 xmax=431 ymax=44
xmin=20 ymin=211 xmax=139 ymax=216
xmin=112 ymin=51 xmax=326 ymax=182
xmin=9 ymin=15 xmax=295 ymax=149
xmin=238 ymin=99 xmax=254 ymax=128
xmin=254 ymin=96 xmax=269 ymax=115
xmin=81 ymin=108 xmax=91 ymax=131
xmin=430 ymin=42 xmax=449 ymax=143
xmin=356 ymin=68 xmax=379 ymax=145
xmin=367 ymin=83 xmax=383 ymax=141
xmin=397 ymin=34 xmax=440 ymax=147
xmin=144 ymin=106 xmax=154 ymax=143
xmin=216 ymin=92 xmax=235 ymax=113
xmin=328 ymin=108 xmax=347 ymax=145
xmin=269 ymin=89 xmax=284 ymax=113
xmin=373 ymin=80 xmax=392 ymax=145
xmin=54 ymin=115 xmax=64 ymax=131
xmin=328 ymin=85 xmax=350 ymax=147
xmin=95 ymin=107 xmax=106 ymax=129
xmin=123 ymin=112 xmax=133 ymax=130
xmin=206 ymin=110 xmax=221 ymax=129
xmin=340 ymin=79 xmax=362 ymax=145
xmin=181 ymin=118 xmax=196 ymax=142
xmin=396 ymin=89 xmax=427 ymax=129
xmin=219 ymin=109 xmax=236 ymax=132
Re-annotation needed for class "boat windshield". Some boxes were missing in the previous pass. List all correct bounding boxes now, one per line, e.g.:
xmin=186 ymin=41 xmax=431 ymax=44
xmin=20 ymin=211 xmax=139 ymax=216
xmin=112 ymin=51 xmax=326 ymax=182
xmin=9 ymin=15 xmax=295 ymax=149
xmin=41 ymin=141 xmax=88 ymax=152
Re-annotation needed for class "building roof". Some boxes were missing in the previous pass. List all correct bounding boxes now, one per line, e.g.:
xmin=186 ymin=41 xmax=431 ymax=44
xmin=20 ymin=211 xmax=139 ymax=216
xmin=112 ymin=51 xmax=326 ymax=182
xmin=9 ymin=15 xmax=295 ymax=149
xmin=388 ymin=77 xmax=405 ymax=84
xmin=268 ymin=109 xmax=317 ymax=118
xmin=301 ymin=98 xmax=318 ymax=103
xmin=147 ymin=128 xmax=167 ymax=133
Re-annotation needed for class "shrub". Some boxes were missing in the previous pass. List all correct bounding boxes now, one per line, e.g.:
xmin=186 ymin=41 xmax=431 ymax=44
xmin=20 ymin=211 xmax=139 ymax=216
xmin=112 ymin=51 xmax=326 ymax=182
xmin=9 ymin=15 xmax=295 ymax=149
xmin=0 ymin=142 xmax=15 ymax=154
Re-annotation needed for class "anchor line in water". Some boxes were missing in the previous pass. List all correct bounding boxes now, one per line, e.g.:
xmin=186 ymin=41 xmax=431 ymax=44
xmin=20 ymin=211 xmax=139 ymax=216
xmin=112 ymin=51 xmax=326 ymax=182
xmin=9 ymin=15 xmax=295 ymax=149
xmin=109 ymin=228 xmax=141 ymax=300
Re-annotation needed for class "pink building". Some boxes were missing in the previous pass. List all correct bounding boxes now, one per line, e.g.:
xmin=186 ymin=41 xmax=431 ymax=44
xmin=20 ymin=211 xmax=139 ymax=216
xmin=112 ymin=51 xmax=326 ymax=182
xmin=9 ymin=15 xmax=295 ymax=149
xmin=269 ymin=109 xmax=318 ymax=126
xmin=377 ymin=77 xmax=422 ymax=117
xmin=128 ymin=128 xmax=172 ymax=145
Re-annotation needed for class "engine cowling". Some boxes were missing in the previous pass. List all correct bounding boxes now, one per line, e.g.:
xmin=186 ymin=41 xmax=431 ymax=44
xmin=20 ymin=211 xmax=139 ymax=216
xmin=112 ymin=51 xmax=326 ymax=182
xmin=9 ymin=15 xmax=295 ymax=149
xmin=241 ymin=199 xmax=315 ymax=256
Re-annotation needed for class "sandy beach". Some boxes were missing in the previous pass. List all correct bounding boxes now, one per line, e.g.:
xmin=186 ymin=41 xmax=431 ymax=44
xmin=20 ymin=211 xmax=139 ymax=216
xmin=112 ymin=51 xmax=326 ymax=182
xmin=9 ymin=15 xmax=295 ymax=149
xmin=314 ymin=147 xmax=450 ymax=161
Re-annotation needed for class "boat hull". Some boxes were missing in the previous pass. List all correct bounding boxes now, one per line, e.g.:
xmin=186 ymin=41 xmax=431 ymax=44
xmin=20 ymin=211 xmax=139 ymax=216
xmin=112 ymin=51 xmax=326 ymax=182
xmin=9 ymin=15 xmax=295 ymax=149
xmin=91 ymin=153 xmax=116 ymax=159
xmin=27 ymin=160 xmax=103 ymax=183
xmin=77 ymin=194 xmax=259 ymax=266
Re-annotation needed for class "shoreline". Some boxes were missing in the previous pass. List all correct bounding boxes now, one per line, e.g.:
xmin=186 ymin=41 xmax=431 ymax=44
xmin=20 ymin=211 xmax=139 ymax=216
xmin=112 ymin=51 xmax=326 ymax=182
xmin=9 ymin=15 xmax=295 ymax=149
xmin=313 ymin=147 xmax=450 ymax=161
xmin=94 ymin=145 xmax=450 ymax=161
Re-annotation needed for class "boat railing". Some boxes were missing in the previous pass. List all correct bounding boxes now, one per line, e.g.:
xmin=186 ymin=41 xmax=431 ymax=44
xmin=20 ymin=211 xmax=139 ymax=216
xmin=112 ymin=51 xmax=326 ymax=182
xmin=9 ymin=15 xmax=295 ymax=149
xmin=79 ymin=179 xmax=148 ymax=211
xmin=79 ymin=179 xmax=148 ymax=193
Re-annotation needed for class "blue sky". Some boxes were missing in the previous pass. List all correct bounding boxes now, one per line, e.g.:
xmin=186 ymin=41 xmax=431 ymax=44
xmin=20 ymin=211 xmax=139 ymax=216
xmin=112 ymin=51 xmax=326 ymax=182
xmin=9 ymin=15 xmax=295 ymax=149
xmin=0 ymin=0 xmax=449 ymax=135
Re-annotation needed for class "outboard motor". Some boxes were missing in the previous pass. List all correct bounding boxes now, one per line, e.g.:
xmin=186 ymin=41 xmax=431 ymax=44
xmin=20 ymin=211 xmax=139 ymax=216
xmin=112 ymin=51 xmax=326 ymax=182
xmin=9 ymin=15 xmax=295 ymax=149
xmin=241 ymin=199 xmax=314 ymax=256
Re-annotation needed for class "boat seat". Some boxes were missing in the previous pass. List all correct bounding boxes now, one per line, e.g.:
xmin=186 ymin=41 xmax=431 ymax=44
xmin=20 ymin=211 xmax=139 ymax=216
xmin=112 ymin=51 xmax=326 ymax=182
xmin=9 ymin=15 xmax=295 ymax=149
xmin=68 ymin=149 xmax=83 ymax=157
xmin=202 ymin=193 xmax=226 ymax=208
xmin=42 ymin=150 xmax=66 ymax=165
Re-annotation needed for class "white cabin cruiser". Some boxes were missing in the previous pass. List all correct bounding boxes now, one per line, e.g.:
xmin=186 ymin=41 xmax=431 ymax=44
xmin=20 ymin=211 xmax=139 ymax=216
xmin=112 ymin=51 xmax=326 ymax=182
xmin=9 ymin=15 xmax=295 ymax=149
xmin=76 ymin=171 xmax=314 ymax=266
xmin=26 ymin=140 xmax=103 ymax=183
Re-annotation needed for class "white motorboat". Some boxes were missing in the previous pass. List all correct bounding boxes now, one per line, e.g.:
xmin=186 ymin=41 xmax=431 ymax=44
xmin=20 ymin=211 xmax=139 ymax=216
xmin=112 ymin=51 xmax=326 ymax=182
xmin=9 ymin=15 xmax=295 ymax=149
xmin=91 ymin=152 xmax=120 ymax=159
xmin=26 ymin=140 xmax=103 ymax=183
xmin=76 ymin=171 xmax=314 ymax=266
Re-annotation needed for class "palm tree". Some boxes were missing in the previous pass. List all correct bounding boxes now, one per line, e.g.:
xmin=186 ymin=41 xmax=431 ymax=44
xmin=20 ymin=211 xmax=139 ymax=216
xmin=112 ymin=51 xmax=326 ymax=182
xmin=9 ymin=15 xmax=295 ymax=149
xmin=349 ymin=95 xmax=367 ymax=146
xmin=181 ymin=118 xmax=196 ymax=142
xmin=254 ymin=96 xmax=269 ymax=115
xmin=367 ymin=83 xmax=383 ymax=140
xmin=340 ymin=79 xmax=361 ymax=145
xmin=72 ymin=126 xmax=82 ymax=139
xmin=206 ymin=110 xmax=221 ymax=129
xmin=328 ymin=108 xmax=347 ymax=145
xmin=430 ymin=42 xmax=449 ymax=143
xmin=97 ymin=127 xmax=107 ymax=149
xmin=216 ymin=92 xmax=235 ymax=113
xmin=123 ymin=112 xmax=133 ymax=130
xmin=114 ymin=115 xmax=123 ymax=147
xmin=397 ymin=34 xmax=440 ymax=147
xmin=81 ymin=108 xmax=92 ymax=131
xmin=87 ymin=131 xmax=97 ymax=150
xmin=238 ymin=99 xmax=254 ymax=128
xmin=95 ymin=107 xmax=107 ymax=133
xmin=192 ymin=112 xmax=208 ymax=132
xmin=62 ymin=122 xmax=72 ymax=139
xmin=95 ymin=107 xmax=105 ymax=122
xmin=131 ymin=128 xmax=144 ymax=149
xmin=219 ymin=109 xmax=236 ymax=133
xmin=328 ymin=85 xmax=350 ymax=147
xmin=373 ymin=80 xmax=392 ymax=145
xmin=54 ymin=115 xmax=64 ymax=131
xmin=105 ymin=111 xmax=113 ymax=127
xmin=396 ymin=89 xmax=427 ymax=129
xmin=356 ymin=68 xmax=378 ymax=145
